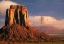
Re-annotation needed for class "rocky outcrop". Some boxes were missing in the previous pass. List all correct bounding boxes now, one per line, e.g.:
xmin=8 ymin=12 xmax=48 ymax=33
xmin=41 ymin=16 xmax=57 ymax=24
xmin=0 ymin=5 xmax=60 ymax=42
xmin=5 ymin=5 xmax=28 ymax=26
xmin=0 ymin=24 xmax=59 ymax=42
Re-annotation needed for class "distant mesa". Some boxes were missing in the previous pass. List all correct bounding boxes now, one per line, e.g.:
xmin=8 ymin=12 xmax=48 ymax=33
xmin=0 ymin=5 xmax=60 ymax=42
xmin=41 ymin=16 xmax=57 ymax=24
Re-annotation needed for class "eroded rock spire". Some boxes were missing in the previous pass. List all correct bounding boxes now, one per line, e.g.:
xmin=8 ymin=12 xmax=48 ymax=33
xmin=5 ymin=5 xmax=28 ymax=26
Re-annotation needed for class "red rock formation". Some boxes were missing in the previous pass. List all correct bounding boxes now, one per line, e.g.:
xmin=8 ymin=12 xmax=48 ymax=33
xmin=41 ymin=16 xmax=57 ymax=24
xmin=0 ymin=24 xmax=58 ymax=42
xmin=5 ymin=5 xmax=28 ymax=26
xmin=41 ymin=17 xmax=45 ymax=24
xmin=0 ymin=5 xmax=60 ymax=42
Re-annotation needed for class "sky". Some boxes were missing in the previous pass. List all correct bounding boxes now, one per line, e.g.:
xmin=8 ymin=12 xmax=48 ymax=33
xmin=0 ymin=0 xmax=64 ymax=19
xmin=0 ymin=0 xmax=64 ymax=29
xmin=12 ymin=0 xmax=64 ymax=20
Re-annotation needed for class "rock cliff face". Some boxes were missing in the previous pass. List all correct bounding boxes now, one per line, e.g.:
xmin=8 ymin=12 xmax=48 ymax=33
xmin=5 ymin=5 xmax=28 ymax=26
xmin=41 ymin=16 xmax=57 ymax=24
xmin=0 ymin=5 xmax=60 ymax=42
xmin=0 ymin=24 xmax=57 ymax=42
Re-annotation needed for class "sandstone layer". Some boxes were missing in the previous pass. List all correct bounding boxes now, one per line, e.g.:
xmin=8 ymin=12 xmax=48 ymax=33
xmin=0 ymin=5 xmax=60 ymax=42
xmin=0 ymin=24 xmax=58 ymax=42
xmin=5 ymin=5 xmax=28 ymax=26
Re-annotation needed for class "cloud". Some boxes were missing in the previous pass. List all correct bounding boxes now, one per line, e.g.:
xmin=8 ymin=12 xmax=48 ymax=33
xmin=29 ymin=15 xmax=57 ymax=25
xmin=0 ymin=0 xmax=64 ymax=30
xmin=25 ymin=0 xmax=64 ymax=19
xmin=29 ymin=15 xmax=41 ymax=23
xmin=0 ymin=1 xmax=18 ymax=15
xmin=29 ymin=15 xmax=41 ymax=26
xmin=2 ymin=0 xmax=10 ymax=1
xmin=51 ymin=19 xmax=64 ymax=29
xmin=0 ymin=1 xmax=18 ymax=28
xmin=41 ymin=16 xmax=57 ymax=24
xmin=29 ymin=15 xmax=64 ymax=29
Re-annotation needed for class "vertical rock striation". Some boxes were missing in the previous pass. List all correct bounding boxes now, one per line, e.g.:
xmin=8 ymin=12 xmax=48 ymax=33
xmin=5 ymin=5 xmax=28 ymax=26
xmin=0 ymin=4 xmax=60 ymax=42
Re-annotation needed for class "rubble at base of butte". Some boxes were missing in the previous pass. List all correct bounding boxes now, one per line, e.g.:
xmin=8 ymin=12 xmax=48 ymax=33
xmin=0 ymin=4 xmax=60 ymax=42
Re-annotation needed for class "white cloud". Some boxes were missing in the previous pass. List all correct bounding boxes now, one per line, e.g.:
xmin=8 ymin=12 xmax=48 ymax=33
xmin=41 ymin=16 xmax=57 ymax=24
xmin=0 ymin=1 xmax=18 ymax=28
xmin=2 ymin=0 xmax=10 ymax=1
xmin=28 ymin=15 xmax=64 ymax=29
xmin=29 ymin=15 xmax=41 ymax=26
xmin=28 ymin=15 xmax=57 ymax=25
xmin=0 ymin=1 xmax=64 ymax=30
xmin=50 ymin=19 xmax=64 ymax=29
xmin=0 ymin=1 xmax=18 ymax=15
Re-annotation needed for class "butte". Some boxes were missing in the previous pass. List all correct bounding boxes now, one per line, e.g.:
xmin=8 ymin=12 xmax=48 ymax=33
xmin=0 ymin=5 xmax=59 ymax=42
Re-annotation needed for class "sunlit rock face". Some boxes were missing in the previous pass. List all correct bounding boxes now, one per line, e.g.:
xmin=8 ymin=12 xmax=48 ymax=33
xmin=0 ymin=5 xmax=60 ymax=42
xmin=5 ymin=5 xmax=28 ymax=26
xmin=41 ymin=16 xmax=57 ymax=24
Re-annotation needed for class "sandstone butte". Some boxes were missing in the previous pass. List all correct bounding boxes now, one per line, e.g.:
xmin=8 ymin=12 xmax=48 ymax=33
xmin=0 ymin=5 xmax=60 ymax=42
